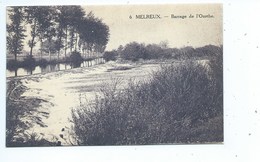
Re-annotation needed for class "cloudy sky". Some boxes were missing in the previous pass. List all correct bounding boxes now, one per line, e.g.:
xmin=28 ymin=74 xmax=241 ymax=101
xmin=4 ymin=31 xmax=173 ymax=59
xmin=83 ymin=4 xmax=222 ymax=50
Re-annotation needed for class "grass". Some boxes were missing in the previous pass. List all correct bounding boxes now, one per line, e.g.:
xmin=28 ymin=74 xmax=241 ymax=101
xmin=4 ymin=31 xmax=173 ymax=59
xmin=71 ymin=57 xmax=223 ymax=145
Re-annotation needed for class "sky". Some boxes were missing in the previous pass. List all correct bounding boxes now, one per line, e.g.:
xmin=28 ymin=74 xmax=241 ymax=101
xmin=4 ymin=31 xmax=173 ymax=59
xmin=83 ymin=4 xmax=222 ymax=50
xmin=6 ymin=4 xmax=222 ymax=52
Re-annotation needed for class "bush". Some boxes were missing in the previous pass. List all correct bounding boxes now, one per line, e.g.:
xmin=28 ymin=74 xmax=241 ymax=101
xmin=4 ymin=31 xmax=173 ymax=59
xmin=7 ymin=60 xmax=19 ymax=71
xmin=37 ymin=59 xmax=48 ymax=68
xmin=103 ymin=51 xmax=118 ymax=62
xmin=71 ymin=61 xmax=223 ymax=145
xmin=7 ymin=55 xmax=38 ymax=71
xmin=22 ymin=55 xmax=36 ymax=67
xmin=120 ymin=42 xmax=149 ymax=61
xmin=145 ymin=44 xmax=163 ymax=59
xmin=69 ymin=51 xmax=83 ymax=68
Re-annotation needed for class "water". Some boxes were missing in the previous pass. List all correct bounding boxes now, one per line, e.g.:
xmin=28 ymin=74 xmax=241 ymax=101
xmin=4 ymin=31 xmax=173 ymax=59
xmin=7 ymin=58 xmax=105 ymax=77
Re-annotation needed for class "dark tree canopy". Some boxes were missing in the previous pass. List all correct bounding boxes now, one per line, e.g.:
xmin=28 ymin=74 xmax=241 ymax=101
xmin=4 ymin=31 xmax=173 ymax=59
xmin=78 ymin=16 xmax=109 ymax=53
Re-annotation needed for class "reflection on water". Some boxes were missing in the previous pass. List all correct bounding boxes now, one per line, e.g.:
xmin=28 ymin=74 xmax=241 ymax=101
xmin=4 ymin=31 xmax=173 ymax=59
xmin=7 ymin=58 xmax=105 ymax=77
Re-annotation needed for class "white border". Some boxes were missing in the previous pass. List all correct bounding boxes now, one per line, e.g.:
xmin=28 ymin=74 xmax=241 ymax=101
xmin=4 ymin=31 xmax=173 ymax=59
xmin=1 ymin=0 xmax=260 ymax=162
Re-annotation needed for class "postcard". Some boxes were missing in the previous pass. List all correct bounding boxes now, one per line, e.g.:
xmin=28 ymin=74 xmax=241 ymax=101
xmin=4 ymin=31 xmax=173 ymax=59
xmin=6 ymin=4 xmax=223 ymax=147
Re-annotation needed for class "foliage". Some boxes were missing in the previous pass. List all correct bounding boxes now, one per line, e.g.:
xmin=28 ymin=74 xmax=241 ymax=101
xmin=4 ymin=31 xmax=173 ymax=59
xmin=41 ymin=39 xmax=58 ymax=54
xmin=37 ymin=59 xmax=48 ymax=68
xmin=66 ymin=6 xmax=85 ymax=52
xmin=72 ymin=58 xmax=223 ymax=145
xmin=103 ymin=50 xmax=118 ymax=61
xmin=21 ymin=55 xmax=36 ymax=68
xmin=120 ymin=42 xmax=174 ymax=61
xmin=69 ymin=51 xmax=83 ymax=68
xmin=24 ymin=6 xmax=43 ymax=56
xmin=120 ymin=42 xmax=148 ymax=61
xmin=144 ymin=44 xmax=161 ymax=59
xmin=7 ymin=60 xmax=19 ymax=71
xmin=78 ymin=14 xmax=110 ymax=54
xmin=7 ymin=6 xmax=110 ymax=70
xmin=7 ymin=7 xmax=26 ymax=61
xmin=119 ymin=43 xmax=223 ymax=61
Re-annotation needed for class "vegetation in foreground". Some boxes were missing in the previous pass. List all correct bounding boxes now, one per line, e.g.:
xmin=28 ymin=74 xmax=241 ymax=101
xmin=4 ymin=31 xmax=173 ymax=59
xmin=71 ymin=48 xmax=223 ymax=145
xmin=6 ymin=79 xmax=60 ymax=147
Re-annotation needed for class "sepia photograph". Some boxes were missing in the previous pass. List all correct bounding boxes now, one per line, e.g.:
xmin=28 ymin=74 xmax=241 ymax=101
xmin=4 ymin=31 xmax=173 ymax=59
xmin=6 ymin=4 xmax=223 ymax=147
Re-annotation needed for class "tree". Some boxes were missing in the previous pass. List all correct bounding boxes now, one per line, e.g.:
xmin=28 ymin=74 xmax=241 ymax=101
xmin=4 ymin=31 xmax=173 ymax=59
xmin=41 ymin=39 xmax=57 ymax=55
xmin=24 ymin=6 xmax=40 ymax=56
xmin=55 ymin=6 xmax=71 ymax=57
xmin=103 ymin=50 xmax=117 ymax=62
xmin=7 ymin=7 xmax=26 ymax=62
xmin=92 ymin=19 xmax=109 ymax=53
xmin=159 ymin=40 xmax=169 ymax=49
xmin=67 ymin=6 xmax=85 ymax=53
xmin=145 ymin=44 xmax=163 ymax=59
xmin=55 ymin=6 xmax=85 ymax=56
xmin=78 ymin=14 xmax=109 ymax=57
xmin=44 ymin=22 xmax=56 ymax=61
xmin=38 ymin=7 xmax=57 ymax=60
xmin=25 ymin=6 xmax=58 ymax=60
xmin=117 ymin=45 xmax=124 ymax=55
xmin=54 ymin=6 xmax=67 ymax=59
xmin=121 ymin=42 xmax=148 ymax=61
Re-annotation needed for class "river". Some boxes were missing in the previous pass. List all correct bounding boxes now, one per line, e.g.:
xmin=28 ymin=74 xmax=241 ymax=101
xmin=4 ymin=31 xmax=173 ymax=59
xmin=6 ymin=58 xmax=105 ymax=77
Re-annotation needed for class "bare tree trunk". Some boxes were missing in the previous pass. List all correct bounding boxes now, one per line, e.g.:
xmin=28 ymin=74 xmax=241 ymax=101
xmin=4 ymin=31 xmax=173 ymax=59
xmin=14 ymin=69 xmax=17 ymax=77
xmin=65 ymin=26 xmax=68 ymax=58
xmin=29 ymin=20 xmax=37 ymax=56
xmin=57 ymin=34 xmax=62 ymax=61
xmin=49 ymin=49 xmax=51 ymax=61
xmin=58 ymin=50 xmax=60 ymax=61
xmin=75 ymin=33 xmax=78 ymax=52
xmin=40 ymin=39 xmax=43 ymax=59
xmin=14 ymin=53 xmax=17 ymax=62
xmin=69 ymin=28 xmax=74 ymax=53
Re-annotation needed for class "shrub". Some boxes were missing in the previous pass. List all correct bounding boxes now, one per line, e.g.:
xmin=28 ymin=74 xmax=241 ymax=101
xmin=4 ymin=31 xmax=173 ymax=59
xmin=71 ymin=61 xmax=223 ymax=145
xmin=7 ymin=60 xmax=19 ymax=71
xmin=37 ymin=59 xmax=48 ymax=68
xmin=145 ymin=44 xmax=163 ymax=59
xmin=103 ymin=50 xmax=118 ymax=62
xmin=21 ymin=55 xmax=36 ymax=68
xmin=120 ymin=42 xmax=149 ymax=61
xmin=69 ymin=51 xmax=83 ymax=68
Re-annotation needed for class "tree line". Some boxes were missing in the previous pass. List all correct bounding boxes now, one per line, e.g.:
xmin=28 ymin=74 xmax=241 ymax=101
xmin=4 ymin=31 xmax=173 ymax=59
xmin=104 ymin=41 xmax=222 ymax=62
xmin=7 ymin=6 xmax=110 ymax=63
